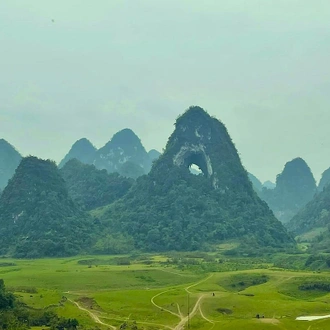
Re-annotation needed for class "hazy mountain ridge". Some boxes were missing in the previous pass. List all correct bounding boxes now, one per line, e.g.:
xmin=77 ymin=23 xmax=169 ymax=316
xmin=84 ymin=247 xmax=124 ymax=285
xmin=98 ymin=106 xmax=293 ymax=252
xmin=59 ymin=129 xmax=159 ymax=179
xmin=318 ymin=167 xmax=330 ymax=192
xmin=58 ymin=138 xmax=96 ymax=168
xmin=248 ymin=172 xmax=263 ymax=192
xmin=93 ymin=128 xmax=150 ymax=176
xmin=248 ymin=173 xmax=276 ymax=194
xmin=287 ymin=183 xmax=330 ymax=235
xmin=261 ymin=157 xmax=317 ymax=223
xmin=0 ymin=139 xmax=22 ymax=190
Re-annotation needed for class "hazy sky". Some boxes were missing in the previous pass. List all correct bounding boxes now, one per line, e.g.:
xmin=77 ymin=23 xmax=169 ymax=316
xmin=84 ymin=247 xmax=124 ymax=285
xmin=1 ymin=1 xmax=330 ymax=183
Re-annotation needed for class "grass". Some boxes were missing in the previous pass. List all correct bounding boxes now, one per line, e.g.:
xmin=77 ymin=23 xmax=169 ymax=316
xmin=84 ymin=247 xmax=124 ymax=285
xmin=1 ymin=254 xmax=330 ymax=329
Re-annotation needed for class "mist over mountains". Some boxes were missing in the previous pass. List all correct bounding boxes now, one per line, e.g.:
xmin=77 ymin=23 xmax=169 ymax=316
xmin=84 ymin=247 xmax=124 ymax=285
xmin=97 ymin=106 xmax=293 ymax=252
xmin=59 ymin=129 xmax=158 ymax=179
xmin=1 ymin=105 xmax=330 ymax=256
xmin=260 ymin=158 xmax=317 ymax=223
xmin=0 ymin=139 xmax=22 ymax=190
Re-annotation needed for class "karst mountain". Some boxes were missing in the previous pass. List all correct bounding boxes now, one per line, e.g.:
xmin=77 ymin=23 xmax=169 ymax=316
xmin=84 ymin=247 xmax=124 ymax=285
xmin=58 ymin=138 xmax=96 ymax=168
xmin=0 ymin=156 xmax=94 ymax=257
xmin=59 ymin=129 xmax=156 ymax=179
xmin=261 ymin=158 xmax=317 ymax=223
xmin=98 ymin=106 xmax=294 ymax=252
xmin=0 ymin=139 xmax=22 ymax=190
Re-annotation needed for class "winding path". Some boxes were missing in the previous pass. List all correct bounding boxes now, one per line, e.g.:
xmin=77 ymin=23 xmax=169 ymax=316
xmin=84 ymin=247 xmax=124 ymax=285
xmin=68 ymin=298 xmax=116 ymax=330
xmin=69 ymin=273 xmax=215 ymax=330
xmin=150 ymin=274 xmax=215 ymax=330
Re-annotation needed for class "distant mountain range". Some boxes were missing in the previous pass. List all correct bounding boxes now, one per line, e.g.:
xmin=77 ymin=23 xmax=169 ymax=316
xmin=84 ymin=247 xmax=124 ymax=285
xmin=247 ymin=172 xmax=275 ymax=193
xmin=59 ymin=138 xmax=96 ymax=168
xmin=59 ymin=129 xmax=161 ymax=179
xmin=4 ymin=107 xmax=330 ymax=257
xmin=0 ymin=139 xmax=22 ymax=190
xmin=260 ymin=158 xmax=317 ymax=223
xmin=0 ymin=107 xmax=295 ymax=257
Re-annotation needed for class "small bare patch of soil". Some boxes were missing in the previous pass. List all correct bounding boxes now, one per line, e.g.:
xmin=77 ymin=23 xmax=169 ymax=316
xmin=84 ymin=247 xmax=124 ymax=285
xmin=77 ymin=297 xmax=103 ymax=311
xmin=257 ymin=318 xmax=280 ymax=324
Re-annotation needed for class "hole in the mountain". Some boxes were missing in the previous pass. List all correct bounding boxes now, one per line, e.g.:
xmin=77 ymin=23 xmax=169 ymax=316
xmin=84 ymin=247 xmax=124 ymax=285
xmin=185 ymin=152 xmax=208 ymax=177
xmin=189 ymin=164 xmax=203 ymax=175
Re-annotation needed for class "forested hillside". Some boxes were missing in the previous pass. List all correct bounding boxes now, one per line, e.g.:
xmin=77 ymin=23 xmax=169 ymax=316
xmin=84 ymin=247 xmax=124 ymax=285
xmin=261 ymin=158 xmax=317 ymax=223
xmin=0 ymin=157 xmax=95 ymax=257
xmin=93 ymin=128 xmax=150 ymax=178
xmin=318 ymin=167 xmax=330 ymax=192
xmin=98 ymin=106 xmax=294 ymax=252
xmin=59 ymin=138 xmax=96 ymax=168
xmin=60 ymin=158 xmax=133 ymax=210
xmin=287 ymin=183 xmax=330 ymax=235
xmin=0 ymin=279 xmax=78 ymax=329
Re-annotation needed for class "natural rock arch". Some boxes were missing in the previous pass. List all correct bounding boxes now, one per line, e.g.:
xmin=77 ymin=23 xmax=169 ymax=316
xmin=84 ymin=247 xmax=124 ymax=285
xmin=173 ymin=144 xmax=213 ymax=178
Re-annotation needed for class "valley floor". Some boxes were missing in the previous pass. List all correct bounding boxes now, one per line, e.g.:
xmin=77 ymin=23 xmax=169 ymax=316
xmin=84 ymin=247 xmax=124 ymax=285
xmin=2 ymin=254 xmax=330 ymax=330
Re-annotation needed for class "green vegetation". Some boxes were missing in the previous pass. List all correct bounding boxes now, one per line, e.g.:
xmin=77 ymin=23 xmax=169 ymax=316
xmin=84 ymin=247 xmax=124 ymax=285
xmin=60 ymin=159 xmax=133 ymax=211
xmin=93 ymin=128 xmax=152 ymax=177
xmin=59 ymin=138 xmax=97 ymax=168
xmin=261 ymin=157 xmax=317 ymax=223
xmin=318 ymin=166 xmax=330 ymax=192
xmin=278 ymin=276 xmax=330 ymax=299
xmin=0 ymin=278 xmax=79 ymax=330
xmin=1 ymin=254 xmax=330 ymax=330
xmin=218 ymin=273 xmax=268 ymax=291
xmin=98 ymin=107 xmax=294 ymax=252
xmin=0 ymin=157 xmax=96 ymax=257
xmin=288 ymin=183 xmax=330 ymax=236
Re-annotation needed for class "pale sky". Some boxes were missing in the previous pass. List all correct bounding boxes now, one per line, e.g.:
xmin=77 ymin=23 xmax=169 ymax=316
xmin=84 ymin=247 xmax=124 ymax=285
xmin=1 ymin=1 xmax=330 ymax=183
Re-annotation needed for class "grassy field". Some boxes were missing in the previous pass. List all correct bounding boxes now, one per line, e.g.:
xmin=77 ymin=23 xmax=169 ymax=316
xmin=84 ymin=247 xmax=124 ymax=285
xmin=1 ymin=254 xmax=330 ymax=330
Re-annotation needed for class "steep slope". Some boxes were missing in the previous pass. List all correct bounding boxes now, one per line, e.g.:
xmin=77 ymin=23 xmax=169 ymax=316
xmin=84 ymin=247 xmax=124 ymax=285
xmin=148 ymin=149 xmax=161 ymax=162
xmin=0 ymin=139 xmax=22 ymax=189
xmin=248 ymin=172 xmax=263 ymax=192
xmin=0 ymin=156 xmax=94 ymax=257
xmin=60 ymin=158 xmax=134 ymax=210
xmin=263 ymin=180 xmax=276 ymax=189
xmin=318 ymin=167 xmax=330 ymax=192
xmin=261 ymin=158 xmax=317 ymax=223
xmin=59 ymin=138 xmax=96 ymax=168
xmin=287 ymin=183 xmax=330 ymax=235
xmin=93 ymin=129 xmax=150 ymax=178
xmin=100 ymin=106 xmax=293 ymax=252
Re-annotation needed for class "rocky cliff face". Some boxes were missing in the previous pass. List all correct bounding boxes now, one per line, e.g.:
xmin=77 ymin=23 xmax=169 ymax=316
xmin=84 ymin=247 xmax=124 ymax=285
xmin=59 ymin=131 xmax=158 ymax=179
xmin=0 ymin=139 xmax=22 ymax=190
xmin=261 ymin=157 xmax=317 ymax=223
xmin=59 ymin=138 xmax=96 ymax=168
xmin=93 ymin=128 xmax=150 ymax=177
xmin=99 ymin=106 xmax=293 ymax=251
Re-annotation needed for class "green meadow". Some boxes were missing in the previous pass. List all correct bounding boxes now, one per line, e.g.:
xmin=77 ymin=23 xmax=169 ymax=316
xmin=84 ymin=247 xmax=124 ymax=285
xmin=1 ymin=254 xmax=330 ymax=330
